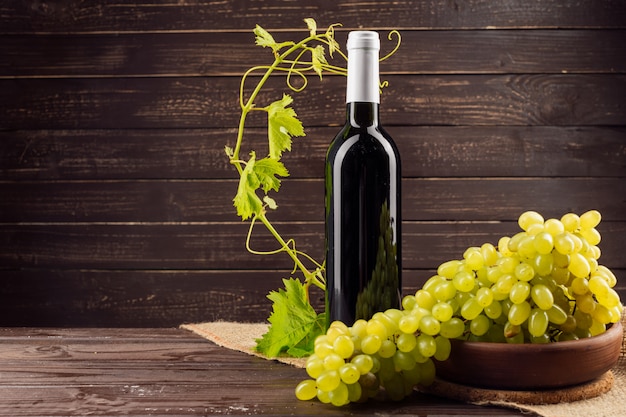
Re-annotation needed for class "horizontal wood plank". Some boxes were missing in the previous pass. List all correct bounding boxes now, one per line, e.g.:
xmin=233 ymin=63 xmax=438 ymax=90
xmin=2 ymin=75 xmax=625 ymax=129
xmin=1 ymin=222 xmax=625 ymax=271
xmin=2 ymin=30 xmax=625 ymax=77
xmin=0 ymin=270 xmax=310 ymax=326
xmin=0 ymin=328 xmax=523 ymax=416
xmin=2 ymin=127 xmax=625 ymax=180
xmin=2 ymin=0 xmax=625 ymax=33
xmin=0 ymin=268 xmax=624 ymax=327
xmin=0 ymin=383 xmax=517 ymax=416
xmin=1 ymin=178 xmax=625 ymax=223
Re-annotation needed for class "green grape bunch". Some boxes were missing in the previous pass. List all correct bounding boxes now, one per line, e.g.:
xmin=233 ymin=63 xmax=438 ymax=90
xmin=295 ymin=210 xmax=623 ymax=406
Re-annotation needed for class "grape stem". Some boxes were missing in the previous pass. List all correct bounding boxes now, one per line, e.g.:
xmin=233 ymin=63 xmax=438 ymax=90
xmin=228 ymin=21 xmax=400 ymax=303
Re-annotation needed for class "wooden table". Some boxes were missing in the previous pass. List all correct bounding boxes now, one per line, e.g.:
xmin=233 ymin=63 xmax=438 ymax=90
xmin=0 ymin=327 xmax=529 ymax=416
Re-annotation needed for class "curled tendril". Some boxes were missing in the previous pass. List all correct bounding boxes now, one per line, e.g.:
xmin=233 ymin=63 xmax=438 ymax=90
xmin=380 ymin=30 xmax=401 ymax=62
xmin=286 ymin=49 xmax=311 ymax=92
xmin=286 ymin=68 xmax=309 ymax=93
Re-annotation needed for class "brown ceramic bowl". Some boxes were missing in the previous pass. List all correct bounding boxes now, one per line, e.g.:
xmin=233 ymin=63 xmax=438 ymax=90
xmin=435 ymin=321 xmax=623 ymax=390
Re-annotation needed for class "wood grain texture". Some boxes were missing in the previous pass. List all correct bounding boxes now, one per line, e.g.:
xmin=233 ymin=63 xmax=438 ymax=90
xmin=1 ymin=268 xmax=624 ymax=327
xmin=2 ymin=0 xmax=626 ymax=32
xmin=2 ymin=30 xmax=625 ymax=77
xmin=0 ymin=328 xmax=524 ymax=416
xmin=2 ymin=178 xmax=626 ymax=222
xmin=3 ymin=75 xmax=625 ymax=129
xmin=2 ymin=126 xmax=625 ymax=180
xmin=2 ymin=222 xmax=625 ymax=270
xmin=1 ymin=0 xmax=625 ymax=326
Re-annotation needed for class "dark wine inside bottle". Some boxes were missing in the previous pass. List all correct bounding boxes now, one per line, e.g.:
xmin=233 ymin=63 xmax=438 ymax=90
xmin=325 ymin=101 xmax=401 ymax=326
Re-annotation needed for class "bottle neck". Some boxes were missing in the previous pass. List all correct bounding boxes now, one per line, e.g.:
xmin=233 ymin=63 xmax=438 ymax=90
xmin=346 ymin=102 xmax=379 ymax=127
xmin=345 ymin=42 xmax=380 ymax=104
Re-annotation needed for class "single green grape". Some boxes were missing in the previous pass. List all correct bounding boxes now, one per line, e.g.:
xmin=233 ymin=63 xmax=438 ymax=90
xmin=419 ymin=315 xmax=441 ymax=336
xmin=461 ymin=298 xmax=483 ymax=320
xmin=543 ymin=218 xmax=565 ymax=236
xmin=329 ymin=381 xmax=349 ymax=406
xmin=470 ymin=314 xmax=490 ymax=336
xmin=365 ymin=319 xmax=388 ymax=339
xmin=431 ymin=302 xmax=454 ymax=322
xmin=546 ymin=304 xmax=568 ymax=325
xmin=561 ymin=213 xmax=580 ymax=232
xmin=480 ymin=242 xmax=498 ymax=265
xmin=378 ymin=339 xmax=397 ymax=358
xmin=316 ymin=369 xmax=341 ymax=392
xmin=508 ymin=301 xmax=531 ymax=326
xmin=333 ymin=335 xmax=354 ymax=359
xmin=339 ymin=363 xmax=360 ymax=384
xmin=475 ymin=287 xmax=494 ymax=307
xmin=533 ymin=231 xmax=554 ymax=255
xmin=392 ymin=351 xmax=415 ymax=371
xmin=439 ymin=317 xmax=465 ymax=339
xmin=295 ymin=379 xmax=318 ymax=401
xmin=483 ymin=300 xmax=503 ymax=320
xmin=514 ymin=262 xmax=535 ymax=282
xmin=347 ymin=381 xmax=362 ymax=403
xmin=323 ymin=353 xmax=344 ymax=371
xmin=580 ymin=209 xmax=601 ymax=229
xmin=396 ymin=332 xmax=417 ymax=353
xmin=306 ymin=355 xmax=325 ymax=378
xmin=398 ymin=314 xmax=419 ymax=333
xmin=533 ymin=253 xmax=554 ymax=276
xmin=433 ymin=335 xmax=452 ymax=361
xmin=528 ymin=308 xmax=549 ymax=337
xmin=530 ymin=284 xmax=554 ymax=310
xmin=437 ymin=260 xmax=462 ymax=279
xmin=360 ymin=334 xmax=381 ymax=355
xmin=509 ymin=281 xmax=531 ymax=304
xmin=453 ymin=270 xmax=475 ymax=292
xmin=416 ymin=334 xmax=437 ymax=358
xmin=519 ymin=210 xmax=544 ymax=231
xmin=350 ymin=354 xmax=373 ymax=375
xmin=569 ymin=253 xmax=591 ymax=278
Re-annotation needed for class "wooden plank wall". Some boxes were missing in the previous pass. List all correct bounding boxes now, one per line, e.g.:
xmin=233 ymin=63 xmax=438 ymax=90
xmin=1 ymin=0 xmax=625 ymax=326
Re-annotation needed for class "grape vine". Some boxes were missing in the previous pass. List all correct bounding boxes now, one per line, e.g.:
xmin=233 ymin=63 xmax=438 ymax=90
xmin=226 ymin=19 xmax=401 ymax=357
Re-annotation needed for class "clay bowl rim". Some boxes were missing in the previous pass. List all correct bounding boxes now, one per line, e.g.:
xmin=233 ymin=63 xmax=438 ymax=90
xmin=447 ymin=319 xmax=622 ymax=354
xmin=435 ymin=320 xmax=623 ymax=390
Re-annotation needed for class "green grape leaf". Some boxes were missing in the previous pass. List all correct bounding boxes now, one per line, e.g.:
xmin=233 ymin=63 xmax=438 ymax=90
xmin=254 ymin=25 xmax=294 ymax=53
xmin=232 ymin=153 xmax=289 ymax=220
xmin=266 ymin=94 xmax=305 ymax=160
xmin=254 ymin=157 xmax=289 ymax=193
xmin=325 ymin=24 xmax=340 ymax=57
xmin=254 ymin=25 xmax=277 ymax=48
xmin=263 ymin=195 xmax=278 ymax=210
xmin=311 ymin=45 xmax=327 ymax=78
xmin=255 ymin=278 xmax=325 ymax=358
xmin=304 ymin=17 xmax=317 ymax=36
xmin=232 ymin=152 xmax=263 ymax=220
xmin=286 ymin=311 xmax=326 ymax=357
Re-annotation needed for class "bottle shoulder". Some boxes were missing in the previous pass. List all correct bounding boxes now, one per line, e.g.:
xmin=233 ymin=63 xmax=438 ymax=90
xmin=326 ymin=126 xmax=400 ymax=166
xmin=329 ymin=125 xmax=398 ymax=151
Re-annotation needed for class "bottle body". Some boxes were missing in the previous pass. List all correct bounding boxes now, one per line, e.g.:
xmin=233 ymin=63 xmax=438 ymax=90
xmin=325 ymin=31 xmax=402 ymax=327
xmin=325 ymin=101 xmax=402 ymax=326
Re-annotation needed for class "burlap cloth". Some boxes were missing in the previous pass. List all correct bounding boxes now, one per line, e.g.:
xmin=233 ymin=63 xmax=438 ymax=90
xmin=182 ymin=308 xmax=626 ymax=417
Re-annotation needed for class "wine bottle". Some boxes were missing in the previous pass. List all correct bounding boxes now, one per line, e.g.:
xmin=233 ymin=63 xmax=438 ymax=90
xmin=325 ymin=31 xmax=402 ymax=327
